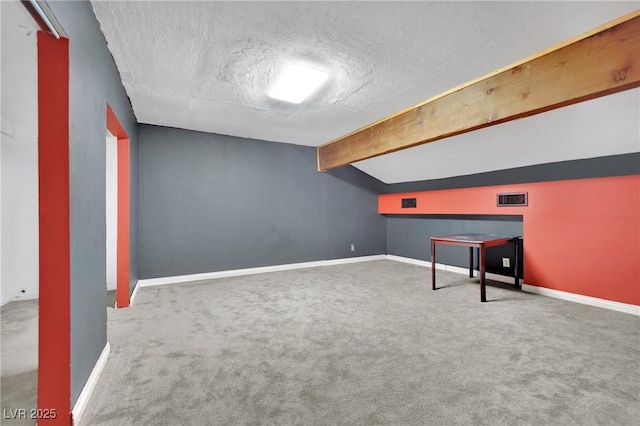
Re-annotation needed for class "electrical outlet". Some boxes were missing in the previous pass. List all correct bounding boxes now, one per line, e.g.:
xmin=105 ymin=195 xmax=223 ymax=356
xmin=502 ymin=257 xmax=510 ymax=268
xmin=350 ymin=244 xmax=355 ymax=252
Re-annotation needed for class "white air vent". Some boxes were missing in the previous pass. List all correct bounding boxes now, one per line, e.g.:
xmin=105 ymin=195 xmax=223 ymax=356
xmin=497 ymin=192 xmax=527 ymax=207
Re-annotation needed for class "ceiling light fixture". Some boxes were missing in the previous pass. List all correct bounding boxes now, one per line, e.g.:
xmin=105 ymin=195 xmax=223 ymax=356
xmin=268 ymin=63 xmax=329 ymax=104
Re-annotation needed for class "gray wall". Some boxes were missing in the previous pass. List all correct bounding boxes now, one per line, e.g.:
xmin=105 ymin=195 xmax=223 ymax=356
xmin=386 ymin=215 xmax=523 ymax=276
xmin=381 ymin=152 xmax=640 ymax=193
xmin=138 ymin=125 xmax=385 ymax=278
xmin=138 ymin=129 xmax=639 ymax=281
xmin=47 ymin=0 xmax=139 ymax=407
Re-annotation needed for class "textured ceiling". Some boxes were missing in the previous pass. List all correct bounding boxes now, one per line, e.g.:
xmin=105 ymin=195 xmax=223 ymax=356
xmin=92 ymin=1 xmax=639 ymax=183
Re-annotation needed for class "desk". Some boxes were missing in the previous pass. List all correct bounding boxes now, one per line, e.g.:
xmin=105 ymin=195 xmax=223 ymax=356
xmin=430 ymin=233 xmax=520 ymax=302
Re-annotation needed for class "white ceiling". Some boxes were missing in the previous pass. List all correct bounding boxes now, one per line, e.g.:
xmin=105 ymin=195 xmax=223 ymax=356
xmin=91 ymin=1 xmax=640 ymax=183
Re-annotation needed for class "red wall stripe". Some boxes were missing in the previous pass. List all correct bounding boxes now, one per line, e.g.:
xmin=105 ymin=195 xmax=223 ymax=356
xmin=379 ymin=175 xmax=640 ymax=306
xmin=107 ymin=104 xmax=131 ymax=308
xmin=106 ymin=104 xmax=127 ymax=139
xmin=37 ymin=32 xmax=71 ymax=425
xmin=116 ymin=138 xmax=130 ymax=308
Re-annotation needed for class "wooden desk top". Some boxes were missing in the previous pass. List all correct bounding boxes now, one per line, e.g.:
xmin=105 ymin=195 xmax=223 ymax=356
xmin=431 ymin=233 xmax=520 ymax=247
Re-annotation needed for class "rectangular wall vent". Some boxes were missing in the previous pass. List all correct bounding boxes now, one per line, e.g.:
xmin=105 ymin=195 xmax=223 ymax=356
xmin=497 ymin=192 xmax=528 ymax=207
xmin=401 ymin=198 xmax=417 ymax=208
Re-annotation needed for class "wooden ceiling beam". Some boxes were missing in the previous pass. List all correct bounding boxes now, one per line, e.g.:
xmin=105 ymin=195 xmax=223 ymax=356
xmin=317 ymin=11 xmax=640 ymax=171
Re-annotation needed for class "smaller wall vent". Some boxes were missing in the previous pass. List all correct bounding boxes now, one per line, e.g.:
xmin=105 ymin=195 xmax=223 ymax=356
xmin=401 ymin=198 xmax=417 ymax=208
xmin=497 ymin=192 xmax=528 ymax=207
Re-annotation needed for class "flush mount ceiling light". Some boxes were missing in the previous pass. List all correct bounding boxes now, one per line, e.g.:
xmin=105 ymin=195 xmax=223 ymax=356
xmin=268 ymin=63 xmax=329 ymax=104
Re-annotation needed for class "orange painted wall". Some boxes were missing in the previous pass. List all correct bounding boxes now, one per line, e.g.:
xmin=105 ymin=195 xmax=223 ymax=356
xmin=107 ymin=104 xmax=131 ymax=308
xmin=116 ymin=138 xmax=130 ymax=308
xmin=379 ymin=175 xmax=640 ymax=306
xmin=37 ymin=32 xmax=71 ymax=425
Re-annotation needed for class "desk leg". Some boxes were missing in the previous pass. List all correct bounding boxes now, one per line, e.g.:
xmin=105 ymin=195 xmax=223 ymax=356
xmin=514 ymin=238 xmax=520 ymax=289
xmin=469 ymin=247 xmax=474 ymax=278
xmin=431 ymin=241 xmax=436 ymax=290
xmin=480 ymin=245 xmax=487 ymax=302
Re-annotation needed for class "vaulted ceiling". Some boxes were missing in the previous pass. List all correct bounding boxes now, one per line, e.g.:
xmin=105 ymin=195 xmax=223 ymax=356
xmin=91 ymin=1 xmax=639 ymax=183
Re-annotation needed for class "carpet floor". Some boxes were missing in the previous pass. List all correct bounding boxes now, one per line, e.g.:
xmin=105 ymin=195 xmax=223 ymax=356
xmin=0 ymin=299 xmax=38 ymax=426
xmin=79 ymin=260 xmax=640 ymax=425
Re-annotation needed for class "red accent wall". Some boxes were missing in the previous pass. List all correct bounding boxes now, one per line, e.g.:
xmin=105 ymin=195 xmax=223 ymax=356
xmin=107 ymin=104 xmax=131 ymax=308
xmin=106 ymin=104 xmax=127 ymax=139
xmin=37 ymin=32 xmax=71 ymax=425
xmin=379 ymin=175 xmax=640 ymax=306
xmin=116 ymin=137 xmax=130 ymax=308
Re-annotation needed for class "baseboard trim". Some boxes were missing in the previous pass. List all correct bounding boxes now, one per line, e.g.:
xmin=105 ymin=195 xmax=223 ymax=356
xmin=71 ymin=342 xmax=110 ymax=426
xmin=139 ymin=255 xmax=387 ymax=288
xmin=385 ymin=255 xmax=515 ymax=285
xmin=386 ymin=255 xmax=639 ymax=316
xmin=323 ymin=255 xmax=387 ymax=266
xmin=129 ymin=280 xmax=140 ymax=305
xmin=1 ymin=291 xmax=39 ymax=306
xmin=444 ymin=265 xmax=517 ymax=286
xmin=386 ymin=254 xmax=431 ymax=268
xmin=15 ymin=291 xmax=39 ymax=301
xmin=521 ymin=284 xmax=640 ymax=316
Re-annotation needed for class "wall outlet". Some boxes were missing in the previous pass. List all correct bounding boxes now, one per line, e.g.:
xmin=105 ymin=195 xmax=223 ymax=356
xmin=350 ymin=244 xmax=355 ymax=252
xmin=502 ymin=257 xmax=511 ymax=268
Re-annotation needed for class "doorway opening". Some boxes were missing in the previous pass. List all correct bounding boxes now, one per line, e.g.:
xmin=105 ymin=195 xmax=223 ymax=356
xmin=106 ymin=104 xmax=130 ymax=309
xmin=106 ymin=130 xmax=118 ymax=308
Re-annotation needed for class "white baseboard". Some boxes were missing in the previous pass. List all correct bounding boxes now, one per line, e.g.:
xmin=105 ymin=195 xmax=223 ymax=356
xmin=112 ymin=281 xmax=140 ymax=308
xmin=386 ymin=255 xmax=639 ymax=316
xmin=323 ymin=255 xmax=387 ymax=266
xmin=15 ymin=291 xmax=39 ymax=301
xmin=385 ymin=255 xmax=515 ymax=285
xmin=72 ymin=342 xmax=110 ymax=426
xmin=129 ymin=280 xmax=140 ymax=305
xmin=138 ymin=255 xmax=387 ymax=288
xmin=386 ymin=254 xmax=432 ymax=268
xmin=521 ymin=284 xmax=640 ymax=316
xmin=1 ymin=291 xmax=39 ymax=306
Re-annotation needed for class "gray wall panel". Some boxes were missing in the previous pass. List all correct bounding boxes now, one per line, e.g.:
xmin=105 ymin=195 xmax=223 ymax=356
xmin=324 ymin=171 xmax=387 ymax=259
xmin=139 ymin=125 xmax=385 ymax=278
xmin=387 ymin=216 xmax=523 ymax=276
xmin=47 ymin=0 xmax=140 ymax=407
xmin=381 ymin=152 xmax=640 ymax=193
